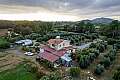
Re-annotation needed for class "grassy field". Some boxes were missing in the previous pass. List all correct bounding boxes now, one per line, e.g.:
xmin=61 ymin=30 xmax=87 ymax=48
xmin=0 ymin=63 xmax=37 ymax=80
xmin=0 ymin=52 xmax=38 ymax=80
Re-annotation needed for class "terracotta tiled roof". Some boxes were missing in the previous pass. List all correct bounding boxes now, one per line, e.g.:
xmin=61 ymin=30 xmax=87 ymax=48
xmin=41 ymin=46 xmax=66 ymax=56
xmin=39 ymin=51 xmax=59 ymax=62
xmin=42 ymin=45 xmax=56 ymax=53
xmin=53 ymin=50 xmax=66 ymax=57
xmin=39 ymin=45 xmax=74 ymax=62
xmin=48 ymin=39 xmax=64 ymax=45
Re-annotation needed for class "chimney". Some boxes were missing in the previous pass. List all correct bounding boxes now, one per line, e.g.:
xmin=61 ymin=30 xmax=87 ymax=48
xmin=56 ymin=36 xmax=60 ymax=39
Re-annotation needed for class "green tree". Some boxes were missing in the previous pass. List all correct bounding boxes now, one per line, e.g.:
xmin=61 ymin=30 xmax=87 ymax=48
xmin=78 ymin=55 xmax=90 ymax=68
xmin=0 ymin=37 xmax=10 ymax=49
xmin=100 ymin=57 xmax=111 ymax=68
xmin=94 ymin=64 xmax=105 ymax=75
xmin=33 ymin=22 xmax=53 ymax=35
xmin=113 ymin=68 xmax=120 ymax=80
xmin=14 ymin=26 xmax=32 ymax=36
xmin=85 ymin=22 xmax=95 ymax=32
xmin=100 ymin=20 xmax=120 ymax=38
xmin=69 ymin=67 xmax=81 ymax=77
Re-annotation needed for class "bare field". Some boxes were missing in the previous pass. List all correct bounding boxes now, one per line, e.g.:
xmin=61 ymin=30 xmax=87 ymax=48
xmin=0 ymin=29 xmax=8 ymax=36
xmin=0 ymin=53 xmax=23 ymax=72
xmin=0 ymin=51 xmax=51 ymax=75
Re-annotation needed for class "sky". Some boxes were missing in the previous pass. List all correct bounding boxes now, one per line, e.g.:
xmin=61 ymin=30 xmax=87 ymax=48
xmin=0 ymin=0 xmax=119 ymax=21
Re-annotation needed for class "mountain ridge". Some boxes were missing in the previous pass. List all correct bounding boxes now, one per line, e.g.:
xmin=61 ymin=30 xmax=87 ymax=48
xmin=81 ymin=17 xmax=114 ymax=24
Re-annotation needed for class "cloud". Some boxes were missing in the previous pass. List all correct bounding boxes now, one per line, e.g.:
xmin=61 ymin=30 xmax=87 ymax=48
xmin=0 ymin=0 xmax=119 ymax=21
xmin=94 ymin=0 xmax=120 ymax=8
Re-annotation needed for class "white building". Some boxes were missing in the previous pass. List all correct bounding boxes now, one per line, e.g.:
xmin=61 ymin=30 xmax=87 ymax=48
xmin=15 ymin=39 xmax=33 ymax=46
xmin=48 ymin=36 xmax=71 ymax=50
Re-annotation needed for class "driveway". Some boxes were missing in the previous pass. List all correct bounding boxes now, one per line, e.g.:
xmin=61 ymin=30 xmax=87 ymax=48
xmin=74 ymin=40 xmax=97 ymax=50
xmin=5 ymin=48 xmax=37 ymax=62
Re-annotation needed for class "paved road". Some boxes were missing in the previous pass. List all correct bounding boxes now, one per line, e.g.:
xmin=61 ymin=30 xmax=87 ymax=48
xmin=74 ymin=40 xmax=97 ymax=50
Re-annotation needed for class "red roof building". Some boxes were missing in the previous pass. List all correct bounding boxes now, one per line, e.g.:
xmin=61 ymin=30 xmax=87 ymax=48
xmin=42 ymin=45 xmax=56 ymax=53
xmin=38 ymin=37 xmax=75 ymax=63
xmin=53 ymin=49 xmax=66 ymax=57
xmin=38 ymin=51 xmax=59 ymax=62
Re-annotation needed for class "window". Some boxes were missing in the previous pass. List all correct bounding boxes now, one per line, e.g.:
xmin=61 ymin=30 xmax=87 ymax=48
xmin=59 ymin=45 xmax=61 ymax=47
xmin=52 ymin=44 xmax=55 ymax=47
xmin=63 ymin=43 xmax=65 ymax=46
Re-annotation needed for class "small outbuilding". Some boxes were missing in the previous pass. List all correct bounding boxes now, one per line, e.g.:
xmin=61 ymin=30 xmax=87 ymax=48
xmin=15 ymin=39 xmax=33 ymax=46
xmin=61 ymin=53 xmax=72 ymax=67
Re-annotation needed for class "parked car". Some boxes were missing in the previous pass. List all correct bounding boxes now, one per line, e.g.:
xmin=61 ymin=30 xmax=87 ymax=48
xmin=24 ymin=52 xmax=34 ymax=56
xmin=88 ymin=77 xmax=96 ymax=80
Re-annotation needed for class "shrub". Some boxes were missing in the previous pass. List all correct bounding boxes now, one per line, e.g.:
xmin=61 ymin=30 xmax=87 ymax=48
xmin=30 ymin=66 xmax=38 ymax=73
xmin=107 ymin=38 xmax=117 ymax=45
xmin=36 ymin=71 xmax=45 ymax=79
xmin=76 ymin=49 xmax=100 ymax=68
xmin=35 ymin=43 xmax=39 ymax=46
xmin=89 ymin=53 xmax=96 ymax=62
xmin=69 ymin=67 xmax=81 ymax=77
xmin=40 ymin=72 xmax=61 ymax=80
xmin=108 ymin=53 xmax=115 ymax=61
xmin=97 ymin=44 xmax=105 ymax=53
xmin=39 ymin=60 xmax=55 ymax=70
xmin=100 ymin=57 xmax=111 ymax=68
xmin=113 ymin=67 xmax=120 ymax=80
xmin=21 ymin=46 xmax=30 ymax=52
xmin=79 ymin=55 xmax=90 ymax=68
xmin=115 ymin=43 xmax=120 ymax=49
xmin=94 ymin=50 xmax=100 ymax=57
xmin=36 ymin=37 xmax=43 ymax=42
xmin=89 ymin=43 xmax=96 ymax=48
xmin=94 ymin=64 xmax=105 ymax=75
xmin=0 ymin=38 xmax=10 ymax=49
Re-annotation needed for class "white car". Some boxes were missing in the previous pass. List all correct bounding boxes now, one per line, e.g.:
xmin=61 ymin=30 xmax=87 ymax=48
xmin=89 ymin=77 xmax=96 ymax=80
xmin=24 ymin=52 xmax=34 ymax=56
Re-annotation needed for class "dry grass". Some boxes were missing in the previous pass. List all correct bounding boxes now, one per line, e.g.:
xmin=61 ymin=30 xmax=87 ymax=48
xmin=0 ymin=29 xmax=8 ymax=36
xmin=0 ymin=53 xmax=23 ymax=72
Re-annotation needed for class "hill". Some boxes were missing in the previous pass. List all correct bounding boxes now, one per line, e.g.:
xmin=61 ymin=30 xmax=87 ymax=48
xmin=81 ymin=18 xmax=114 ymax=24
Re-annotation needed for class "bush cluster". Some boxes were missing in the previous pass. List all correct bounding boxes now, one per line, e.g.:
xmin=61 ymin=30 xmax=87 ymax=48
xmin=95 ymin=47 xmax=117 ymax=75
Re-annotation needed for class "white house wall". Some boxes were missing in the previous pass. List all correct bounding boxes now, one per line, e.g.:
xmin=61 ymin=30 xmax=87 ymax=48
xmin=63 ymin=40 xmax=70 ymax=48
xmin=56 ymin=42 xmax=64 ymax=50
xmin=49 ymin=40 xmax=71 ymax=50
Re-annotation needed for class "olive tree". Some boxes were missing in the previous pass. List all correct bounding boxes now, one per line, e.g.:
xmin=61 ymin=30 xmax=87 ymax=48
xmin=113 ymin=68 xmax=120 ymax=80
xmin=69 ymin=67 xmax=81 ymax=77
xmin=100 ymin=57 xmax=111 ymax=68
xmin=94 ymin=64 xmax=105 ymax=75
